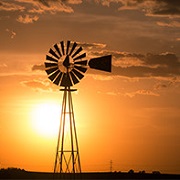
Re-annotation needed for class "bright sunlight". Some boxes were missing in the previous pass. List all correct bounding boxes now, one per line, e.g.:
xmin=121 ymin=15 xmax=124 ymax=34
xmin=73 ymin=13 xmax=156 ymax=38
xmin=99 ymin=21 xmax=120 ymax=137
xmin=31 ymin=102 xmax=61 ymax=138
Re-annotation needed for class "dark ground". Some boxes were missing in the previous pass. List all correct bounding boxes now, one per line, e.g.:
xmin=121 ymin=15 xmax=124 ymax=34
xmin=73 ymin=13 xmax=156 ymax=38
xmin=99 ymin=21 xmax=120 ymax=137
xmin=1 ymin=168 xmax=180 ymax=179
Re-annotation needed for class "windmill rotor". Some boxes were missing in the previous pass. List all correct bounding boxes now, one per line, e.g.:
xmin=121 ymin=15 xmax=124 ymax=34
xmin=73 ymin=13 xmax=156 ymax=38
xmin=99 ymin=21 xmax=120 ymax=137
xmin=45 ymin=40 xmax=112 ymax=87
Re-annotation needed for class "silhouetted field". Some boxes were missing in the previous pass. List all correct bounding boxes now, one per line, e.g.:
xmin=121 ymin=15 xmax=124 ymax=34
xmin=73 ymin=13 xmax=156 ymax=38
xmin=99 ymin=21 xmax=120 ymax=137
xmin=1 ymin=168 xmax=180 ymax=179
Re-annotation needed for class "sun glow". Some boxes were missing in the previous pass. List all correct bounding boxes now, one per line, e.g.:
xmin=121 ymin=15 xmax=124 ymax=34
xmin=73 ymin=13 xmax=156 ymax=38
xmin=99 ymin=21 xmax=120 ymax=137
xmin=31 ymin=102 xmax=61 ymax=138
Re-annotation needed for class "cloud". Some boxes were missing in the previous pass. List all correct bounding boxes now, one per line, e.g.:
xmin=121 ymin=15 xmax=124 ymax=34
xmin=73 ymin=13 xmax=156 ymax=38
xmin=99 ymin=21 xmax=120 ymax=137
xmin=90 ymin=74 xmax=113 ymax=81
xmin=0 ymin=0 xmax=74 ymax=23
xmin=113 ymin=66 xmax=165 ymax=78
xmin=144 ymin=0 xmax=180 ymax=18
xmin=125 ymin=89 xmax=159 ymax=98
xmin=0 ymin=0 xmax=25 ymax=11
xmin=31 ymin=41 xmax=180 ymax=79
xmin=154 ymin=77 xmax=179 ymax=90
xmin=89 ymin=49 xmax=180 ymax=78
xmin=0 ymin=63 xmax=7 ymax=68
xmin=143 ymin=53 xmax=180 ymax=67
xmin=1 ymin=0 xmax=180 ymax=19
xmin=156 ymin=21 xmax=180 ymax=27
xmin=16 ymin=14 xmax=39 ymax=24
xmin=17 ymin=0 xmax=74 ymax=14
xmin=95 ymin=0 xmax=180 ymax=18
xmin=32 ymin=64 xmax=45 ymax=71
xmin=78 ymin=42 xmax=106 ymax=50
xmin=110 ymin=51 xmax=180 ymax=78
xmin=92 ymin=50 xmax=145 ymax=67
xmin=63 ymin=0 xmax=82 ymax=4
xmin=97 ymin=90 xmax=117 ymax=96
xmin=113 ymin=63 xmax=180 ymax=78
xmin=5 ymin=29 xmax=16 ymax=39
xmin=21 ymin=79 xmax=56 ymax=92
xmin=98 ymin=89 xmax=160 ymax=97
xmin=149 ymin=0 xmax=180 ymax=17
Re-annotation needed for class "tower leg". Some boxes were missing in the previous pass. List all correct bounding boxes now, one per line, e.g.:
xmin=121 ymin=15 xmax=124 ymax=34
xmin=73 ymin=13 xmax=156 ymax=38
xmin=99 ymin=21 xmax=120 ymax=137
xmin=54 ymin=86 xmax=81 ymax=174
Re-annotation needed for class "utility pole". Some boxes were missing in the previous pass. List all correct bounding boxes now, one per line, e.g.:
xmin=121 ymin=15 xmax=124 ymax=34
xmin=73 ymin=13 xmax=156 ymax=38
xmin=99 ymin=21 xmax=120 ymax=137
xmin=110 ymin=160 xmax=112 ymax=172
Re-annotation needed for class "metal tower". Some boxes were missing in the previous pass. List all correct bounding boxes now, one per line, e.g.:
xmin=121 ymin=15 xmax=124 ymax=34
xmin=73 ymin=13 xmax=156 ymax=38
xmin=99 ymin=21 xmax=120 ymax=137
xmin=54 ymin=86 xmax=81 ymax=173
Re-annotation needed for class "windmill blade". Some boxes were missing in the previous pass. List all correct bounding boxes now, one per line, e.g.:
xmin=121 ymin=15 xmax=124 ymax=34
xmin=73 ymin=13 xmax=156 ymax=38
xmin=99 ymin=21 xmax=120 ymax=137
xmin=66 ymin=40 xmax=70 ymax=55
xmin=72 ymin=69 xmax=84 ymax=80
xmin=69 ymin=42 xmax=77 ymax=56
xmin=74 ymin=60 xmax=87 ymax=66
xmin=74 ymin=65 xmax=87 ymax=73
xmin=46 ymin=55 xmax=58 ymax=63
xmin=60 ymin=41 xmax=65 ymax=55
xmin=60 ymin=73 xmax=72 ymax=87
xmin=70 ymin=71 xmax=79 ymax=85
xmin=48 ymin=70 xmax=61 ymax=81
xmin=49 ymin=48 xmax=60 ymax=59
xmin=54 ymin=72 xmax=63 ymax=86
xmin=54 ymin=43 xmax=62 ymax=57
xmin=89 ymin=55 xmax=112 ymax=72
xmin=72 ymin=47 xmax=83 ymax=58
xmin=73 ymin=53 xmax=86 ymax=61
xmin=45 ymin=67 xmax=58 ymax=75
xmin=45 ymin=62 xmax=58 ymax=68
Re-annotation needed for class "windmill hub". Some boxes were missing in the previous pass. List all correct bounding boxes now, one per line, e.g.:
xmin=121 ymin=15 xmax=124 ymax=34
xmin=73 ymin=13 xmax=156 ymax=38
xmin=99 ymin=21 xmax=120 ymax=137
xmin=57 ymin=55 xmax=74 ymax=73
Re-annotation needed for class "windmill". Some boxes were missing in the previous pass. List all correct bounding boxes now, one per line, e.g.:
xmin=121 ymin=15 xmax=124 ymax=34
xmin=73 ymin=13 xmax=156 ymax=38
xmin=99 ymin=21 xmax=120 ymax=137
xmin=44 ymin=40 xmax=111 ymax=174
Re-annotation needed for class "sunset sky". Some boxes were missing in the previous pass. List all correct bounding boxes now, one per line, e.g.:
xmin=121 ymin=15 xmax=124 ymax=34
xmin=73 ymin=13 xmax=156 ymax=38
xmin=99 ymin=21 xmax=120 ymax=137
xmin=0 ymin=0 xmax=180 ymax=174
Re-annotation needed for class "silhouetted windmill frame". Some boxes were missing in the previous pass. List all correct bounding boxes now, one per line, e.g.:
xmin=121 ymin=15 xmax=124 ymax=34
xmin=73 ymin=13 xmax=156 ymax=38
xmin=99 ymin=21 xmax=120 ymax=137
xmin=44 ymin=40 xmax=111 ymax=174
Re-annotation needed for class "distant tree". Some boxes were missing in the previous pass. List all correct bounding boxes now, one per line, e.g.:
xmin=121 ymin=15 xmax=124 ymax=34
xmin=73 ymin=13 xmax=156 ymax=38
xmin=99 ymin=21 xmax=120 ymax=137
xmin=0 ymin=167 xmax=25 ymax=172
xmin=152 ymin=171 xmax=161 ymax=174
xmin=128 ymin=169 xmax=134 ymax=174
xmin=139 ymin=170 xmax=146 ymax=174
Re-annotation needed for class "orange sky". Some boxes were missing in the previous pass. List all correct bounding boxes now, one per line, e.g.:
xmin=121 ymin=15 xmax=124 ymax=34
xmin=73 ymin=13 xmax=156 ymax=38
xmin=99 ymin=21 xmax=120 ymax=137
xmin=0 ymin=0 xmax=180 ymax=174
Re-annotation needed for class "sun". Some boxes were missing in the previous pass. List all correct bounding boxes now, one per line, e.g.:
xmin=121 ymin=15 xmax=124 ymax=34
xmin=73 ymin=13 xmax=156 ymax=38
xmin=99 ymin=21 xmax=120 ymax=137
xmin=31 ymin=102 xmax=61 ymax=138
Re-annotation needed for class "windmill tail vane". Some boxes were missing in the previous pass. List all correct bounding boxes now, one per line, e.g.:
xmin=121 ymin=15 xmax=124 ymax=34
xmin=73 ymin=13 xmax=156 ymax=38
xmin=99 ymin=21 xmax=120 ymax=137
xmin=44 ymin=40 xmax=112 ymax=175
